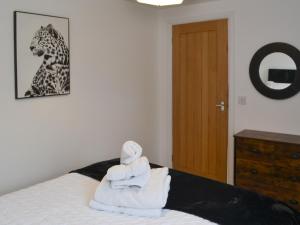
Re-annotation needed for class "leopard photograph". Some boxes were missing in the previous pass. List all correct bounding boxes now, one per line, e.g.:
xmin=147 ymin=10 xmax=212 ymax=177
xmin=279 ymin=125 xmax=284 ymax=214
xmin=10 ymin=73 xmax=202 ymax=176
xmin=25 ymin=24 xmax=70 ymax=97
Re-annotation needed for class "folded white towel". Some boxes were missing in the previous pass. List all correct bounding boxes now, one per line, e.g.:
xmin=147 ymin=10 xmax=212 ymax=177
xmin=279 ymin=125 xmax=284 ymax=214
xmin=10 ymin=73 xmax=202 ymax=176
xmin=121 ymin=141 xmax=142 ymax=165
xmin=110 ymin=170 xmax=151 ymax=189
xmin=89 ymin=200 xmax=162 ymax=218
xmin=107 ymin=157 xmax=150 ymax=181
xmin=93 ymin=168 xmax=171 ymax=209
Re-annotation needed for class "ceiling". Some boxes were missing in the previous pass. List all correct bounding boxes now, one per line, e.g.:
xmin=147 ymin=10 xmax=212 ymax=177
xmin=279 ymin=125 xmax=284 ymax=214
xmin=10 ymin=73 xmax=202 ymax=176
xmin=127 ymin=0 xmax=216 ymax=7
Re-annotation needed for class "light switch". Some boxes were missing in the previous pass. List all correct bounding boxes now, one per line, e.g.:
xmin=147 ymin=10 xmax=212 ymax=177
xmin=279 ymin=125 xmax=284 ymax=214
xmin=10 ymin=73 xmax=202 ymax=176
xmin=238 ymin=96 xmax=247 ymax=105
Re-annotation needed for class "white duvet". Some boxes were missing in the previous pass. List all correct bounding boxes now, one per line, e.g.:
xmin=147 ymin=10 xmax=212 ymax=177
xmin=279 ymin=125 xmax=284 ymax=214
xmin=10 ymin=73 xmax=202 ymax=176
xmin=0 ymin=173 xmax=217 ymax=225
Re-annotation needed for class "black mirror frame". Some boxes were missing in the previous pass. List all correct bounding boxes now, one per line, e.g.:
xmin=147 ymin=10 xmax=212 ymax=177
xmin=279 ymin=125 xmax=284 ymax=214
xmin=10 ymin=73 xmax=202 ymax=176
xmin=249 ymin=42 xmax=300 ymax=100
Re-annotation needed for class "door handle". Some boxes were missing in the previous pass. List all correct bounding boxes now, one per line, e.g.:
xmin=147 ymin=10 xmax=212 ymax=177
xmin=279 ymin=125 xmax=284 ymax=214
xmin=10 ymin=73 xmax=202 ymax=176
xmin=216 ymin=101 xmax=225 ymax=112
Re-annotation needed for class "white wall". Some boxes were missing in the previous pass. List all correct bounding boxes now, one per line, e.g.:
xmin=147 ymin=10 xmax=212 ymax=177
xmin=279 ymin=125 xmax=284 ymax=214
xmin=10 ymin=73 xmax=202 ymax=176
xmin=154 ymin=0 xmax=300 ymax=183
xmin=0 ymin=0 xmax=158 ymax=195
xmin=1 ymin=0 xmax=300 ymax=194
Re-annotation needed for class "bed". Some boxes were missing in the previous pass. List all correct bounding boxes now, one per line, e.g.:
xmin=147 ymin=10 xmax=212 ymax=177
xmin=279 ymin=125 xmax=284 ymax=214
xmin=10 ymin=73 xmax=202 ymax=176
xmin=0 ymin=158 xmax=299 ymax=225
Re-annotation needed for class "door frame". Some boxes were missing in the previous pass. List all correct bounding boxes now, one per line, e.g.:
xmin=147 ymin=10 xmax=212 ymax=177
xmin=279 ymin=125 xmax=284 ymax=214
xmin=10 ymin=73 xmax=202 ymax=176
xmin=164 ymin=11 xmax=236 ymax=184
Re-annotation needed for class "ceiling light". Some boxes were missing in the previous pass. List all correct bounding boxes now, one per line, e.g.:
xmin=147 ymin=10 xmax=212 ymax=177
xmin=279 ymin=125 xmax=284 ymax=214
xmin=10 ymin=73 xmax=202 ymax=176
xmin=137 ymin=0 xmax=184 ymax=6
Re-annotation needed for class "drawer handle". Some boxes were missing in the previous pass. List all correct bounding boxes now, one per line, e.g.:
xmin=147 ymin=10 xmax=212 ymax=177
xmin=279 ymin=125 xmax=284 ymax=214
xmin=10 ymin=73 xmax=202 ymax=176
xmin=250 ymin=169 xmax=258 ymax=175
xmin=290 ymin=152 xmax=300 ymax=160
xmin=289 ymin=176 xmax=299 ymax=182
xmin=288 ymin=199 xmax=299 ymax=205
xmin=249 ymin=148 xmax=261 ymax=154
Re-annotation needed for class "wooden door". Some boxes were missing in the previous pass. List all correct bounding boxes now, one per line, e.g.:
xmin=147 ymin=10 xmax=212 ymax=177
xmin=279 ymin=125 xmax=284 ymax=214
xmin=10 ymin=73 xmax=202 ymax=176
xmin=172 ymin=19 xmax=228 ymax=182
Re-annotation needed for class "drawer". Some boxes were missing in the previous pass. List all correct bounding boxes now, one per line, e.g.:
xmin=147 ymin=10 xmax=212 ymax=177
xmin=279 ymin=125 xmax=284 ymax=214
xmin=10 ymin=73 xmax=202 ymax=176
xmin=273 ymin=143 xmax=300 ymax=169
xmin=268 ymin=190 xmax=300 ymax=211
xmin=235 ymin=138 xmax=300 ymax=170
xmin=235 ymin=159 xmax=300 ymax=191
xmin=235 ymin=138 xmax=276 ymax=163
xmin=236 ymin=179 xmax=300 ymax=211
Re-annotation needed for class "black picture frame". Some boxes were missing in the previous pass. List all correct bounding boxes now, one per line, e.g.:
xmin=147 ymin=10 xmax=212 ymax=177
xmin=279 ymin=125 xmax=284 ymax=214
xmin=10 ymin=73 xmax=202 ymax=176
xmin=14 ymin=11 xmax=70 ymax=99
xmin=249 ymin=42 xmax=300 ymax=100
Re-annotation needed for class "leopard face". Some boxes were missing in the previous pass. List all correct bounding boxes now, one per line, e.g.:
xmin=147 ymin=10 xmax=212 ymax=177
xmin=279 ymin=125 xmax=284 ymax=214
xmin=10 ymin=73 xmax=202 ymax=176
xmin=30 ymin=24 xmax=58 ymax=57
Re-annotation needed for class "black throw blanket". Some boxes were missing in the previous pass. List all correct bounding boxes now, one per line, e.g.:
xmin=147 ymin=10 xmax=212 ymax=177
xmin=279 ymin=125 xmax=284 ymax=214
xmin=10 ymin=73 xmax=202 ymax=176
xmin=71 ymin=158 xmax=300 ymax=225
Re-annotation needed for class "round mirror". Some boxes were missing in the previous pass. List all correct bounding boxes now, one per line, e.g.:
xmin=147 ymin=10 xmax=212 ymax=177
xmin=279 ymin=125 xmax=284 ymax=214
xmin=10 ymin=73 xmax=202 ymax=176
xmin=250 ymin=43 xmax=300 ymax=99
xmin=259 ymin=53 xmax=296 ymax=90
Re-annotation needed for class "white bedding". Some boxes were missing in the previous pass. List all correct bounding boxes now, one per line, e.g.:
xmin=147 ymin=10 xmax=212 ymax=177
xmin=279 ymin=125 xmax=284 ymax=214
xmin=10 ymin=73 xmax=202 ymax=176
xmin=0 ymin=173 xmax=217 ymax=225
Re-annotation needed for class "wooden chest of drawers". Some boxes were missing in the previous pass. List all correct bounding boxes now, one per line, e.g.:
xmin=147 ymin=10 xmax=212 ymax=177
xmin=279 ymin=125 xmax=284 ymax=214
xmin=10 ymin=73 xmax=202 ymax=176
xmin=234 ymin=130 xmax=300 ymax=211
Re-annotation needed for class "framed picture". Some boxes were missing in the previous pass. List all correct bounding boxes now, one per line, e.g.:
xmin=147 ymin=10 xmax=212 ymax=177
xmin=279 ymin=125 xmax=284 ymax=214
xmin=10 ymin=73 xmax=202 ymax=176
xmin=14 ymin=11 xmax=70 ymax=99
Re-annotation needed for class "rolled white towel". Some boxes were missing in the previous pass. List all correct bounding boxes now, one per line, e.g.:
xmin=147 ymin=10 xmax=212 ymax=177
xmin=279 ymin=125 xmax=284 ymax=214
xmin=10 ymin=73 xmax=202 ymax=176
xmin=93 ymin=168 xmax=171 ymax=209
xmin=107 ymin=157 xmax=150 ymax=181
xmin=89 ymin=200 xmax=162 ymax=218
xmin=110 ymin=170 xmax=151 ymax=189
xmin=121 ymin=141 xmax=142 ymax=165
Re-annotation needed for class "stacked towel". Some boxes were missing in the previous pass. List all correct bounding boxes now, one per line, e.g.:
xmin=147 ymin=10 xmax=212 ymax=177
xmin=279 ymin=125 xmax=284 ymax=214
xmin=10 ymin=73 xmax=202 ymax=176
xmin=107 ymin=156 xmax=151 ymax=189
xmin=89 ymin=200 xmax=163 ymax=218
xmin=90 ymin=141 xmax=171 ymax=217
xmin=110 ymin=170 xmax=151 ymax=189
xmin=107 ymin=141 xmax=151 ymax=189
xmin=120 ymin=141 xmax=142 ymax=165
xmin=90 ymin=168 xmax=171 ymax=217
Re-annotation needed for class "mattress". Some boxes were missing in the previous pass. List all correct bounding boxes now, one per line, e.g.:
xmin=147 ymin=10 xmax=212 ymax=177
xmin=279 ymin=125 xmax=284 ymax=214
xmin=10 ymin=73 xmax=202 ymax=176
xmin=0 ymin=173 xmax=216 ymax=225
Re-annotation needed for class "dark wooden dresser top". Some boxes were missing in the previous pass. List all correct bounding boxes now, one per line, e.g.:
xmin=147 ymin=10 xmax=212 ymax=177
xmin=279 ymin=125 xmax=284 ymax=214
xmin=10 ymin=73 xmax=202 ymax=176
xmin=234 ymin=129 xmax=300 ymax=145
